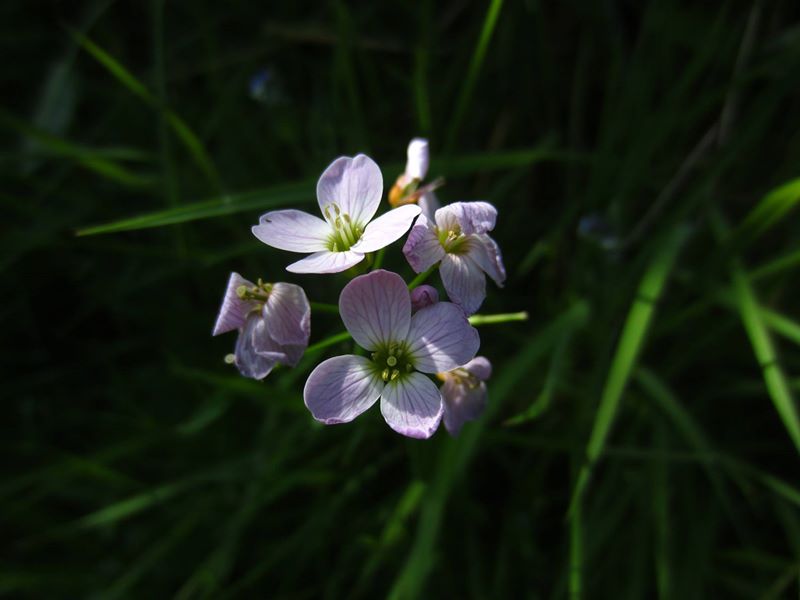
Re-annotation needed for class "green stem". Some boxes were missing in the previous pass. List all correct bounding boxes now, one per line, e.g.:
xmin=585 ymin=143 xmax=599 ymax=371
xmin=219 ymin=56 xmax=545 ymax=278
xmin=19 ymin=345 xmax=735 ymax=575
xmin=371 ymin=248 xmax=386 ymax=270
xmin=468 ymin=311 xmax=528 ymax=326
xmin=310 ymin=302 xmax=340 ymax=315
xmin=306 ymin=331 xmax=351 ymax=354
xmin=408 ymin=266 xmax=436 ymax=290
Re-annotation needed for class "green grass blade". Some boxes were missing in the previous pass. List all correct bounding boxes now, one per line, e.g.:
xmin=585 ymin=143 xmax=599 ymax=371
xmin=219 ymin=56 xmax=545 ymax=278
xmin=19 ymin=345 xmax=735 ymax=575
xmin=728 ymin=176 xmax=800 ymax=250
xmin=75 ymin=142 xmax=566 ymax=236
xmin=70 ymin=29 xmax=222 ymax=191
xmin=444 ymin=0 xmax=504 ymax=151
xmin=729 ymin=262 xmax=800 ymax=453
xmin=389 ymin=300 xmax=590 ymax=600
xmin=568 ymin=227 xmax=688 ymax=515
xmin=75 ymin=180 xmax=312 ymax=235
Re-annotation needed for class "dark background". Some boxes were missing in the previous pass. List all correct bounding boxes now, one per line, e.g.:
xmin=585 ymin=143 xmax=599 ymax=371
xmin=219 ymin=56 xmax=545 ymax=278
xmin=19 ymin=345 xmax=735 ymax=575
xmin=4 ymin=0 xmax=800 ymax=597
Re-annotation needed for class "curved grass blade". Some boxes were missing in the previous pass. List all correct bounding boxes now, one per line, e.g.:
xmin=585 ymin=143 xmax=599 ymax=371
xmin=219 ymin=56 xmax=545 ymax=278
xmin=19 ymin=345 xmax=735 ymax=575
xmin=568 ymin=226 xmax=688 ymax=516
xmin=69 ymin=28 xmax=222 ymax=191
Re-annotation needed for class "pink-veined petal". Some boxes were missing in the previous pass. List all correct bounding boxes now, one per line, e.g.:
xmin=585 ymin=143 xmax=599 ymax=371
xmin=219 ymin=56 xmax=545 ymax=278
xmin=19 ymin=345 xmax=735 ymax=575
xmin=234 ymin=315 xmax=279 ymax=380
xmin=406 ymin=301 xmax=479 ymax=373
xmin=463 ymin=356 xmax=492 ymax=381
xmin=380 ymin=372 xmax=443 ymax=439
xmin=402 ymin=214 xmax=445 ymax=273
xmin=434 ymin=201 xmax=497 ymax=235
xmin=350 ymin=205 xmax=421 ymax=254
xmin=410 ymin=285 xmax=439 ymax=313
xmin=405 ymin=138 xmax=429 ymax=180
xmin=439 ymin=253 xmax=487 ymax=315
xmin=468 ymin=234 xmax=506 ymax=286
xmin=304 ymin=355 xmax=384 ymax=424
xmin=251 ymin=210 xmax=331 ymax=253
xmin=316 ymin=154 xmax=383 ymax=225
xmin=286 ymin=250 xmax=364 ymax=274
xmin=442 ymin=378 xmax=488 ymax=436
xmin=339 ymin=269 xmax=411 ymax=350
xmin=264 ymin=282 xmax=311 ymax=346
xmin=252 ymin=320 xmax=292 ymax=364
xmin=213 ymin=272 xmax=258 ymax=336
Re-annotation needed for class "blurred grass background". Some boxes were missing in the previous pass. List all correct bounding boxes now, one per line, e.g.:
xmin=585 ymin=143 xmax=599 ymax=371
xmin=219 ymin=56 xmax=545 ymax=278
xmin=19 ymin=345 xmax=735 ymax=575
xmin=4 ymin=0 xmax=800 ymax=597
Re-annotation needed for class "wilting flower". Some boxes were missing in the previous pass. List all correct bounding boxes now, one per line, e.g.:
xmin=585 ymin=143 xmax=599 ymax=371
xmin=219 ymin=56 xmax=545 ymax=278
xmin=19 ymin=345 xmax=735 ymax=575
xmin=304 ymin=269 xmax=480 ymax=438
xmin=252 ymin=155 xmax=420 ymax=274
xmin=213 ymin=272 xmax=310 ymax=379
xmin=402 ymin=201 xmax=506 ymax=315
xmin=410 ymin=284 xmax=439 ymax=312
xmin=438 ymin=357 xmax=491 ymax=436
xmin=388 ymin=138 xmax=442 ymax=220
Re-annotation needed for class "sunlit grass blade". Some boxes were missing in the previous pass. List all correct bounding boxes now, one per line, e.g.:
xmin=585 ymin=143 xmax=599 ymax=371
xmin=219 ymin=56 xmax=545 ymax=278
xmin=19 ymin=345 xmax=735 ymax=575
xmin=729 ymin=263 xmax=800 ymax=453
xmin=728 ymin=176 xmax=800 ymax=250
xmin=75 ymin=180 xmax=312 ymax=235
xmin=568 ymin=226 xmax=688 ymax=515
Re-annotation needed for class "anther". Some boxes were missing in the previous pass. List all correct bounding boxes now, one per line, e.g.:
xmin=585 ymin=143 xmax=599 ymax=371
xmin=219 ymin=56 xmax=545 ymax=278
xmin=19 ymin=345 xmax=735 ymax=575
xmin=390 ymin=369 xmax=400 ymax=381
xmin=236 ymin=285 xmax=248 ymax=299
xmin=382 ymin=368 xmax=390 ymax=381
xmin=371 ymin=352 xmax=378 ymax=361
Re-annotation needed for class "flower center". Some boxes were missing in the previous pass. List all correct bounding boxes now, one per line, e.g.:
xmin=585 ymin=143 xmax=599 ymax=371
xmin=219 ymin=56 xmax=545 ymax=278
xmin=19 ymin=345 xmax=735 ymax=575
xmin=437 ymin=226 xmax=470 ymax=254
xmin=236 ymin=279 xmax=273 ymax=312
xmin=437 ymin=368 xmax=480 ymax=389
xmin=371 ymin=342 xmax=415 ymax=383
xmin=324 ymin=204 xmax=364 ymax=252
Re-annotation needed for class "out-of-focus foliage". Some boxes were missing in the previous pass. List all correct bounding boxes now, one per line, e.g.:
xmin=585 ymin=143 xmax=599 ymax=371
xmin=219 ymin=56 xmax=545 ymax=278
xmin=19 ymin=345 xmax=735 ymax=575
xmin=3 ymin=1 xmax=800 ymax=598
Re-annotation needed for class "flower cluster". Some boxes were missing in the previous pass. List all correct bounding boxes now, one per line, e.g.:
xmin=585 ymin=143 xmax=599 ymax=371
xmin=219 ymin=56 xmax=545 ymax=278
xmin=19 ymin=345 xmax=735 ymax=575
xmin=213 ymin=140 xmax=508 ymax=438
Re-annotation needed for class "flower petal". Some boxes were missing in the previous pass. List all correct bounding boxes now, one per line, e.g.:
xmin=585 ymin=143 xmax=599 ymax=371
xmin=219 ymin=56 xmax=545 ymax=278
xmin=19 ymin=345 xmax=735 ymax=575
xmin=264 ymin=282 xmax=311 ymax=346
xmin=405 ymin=138 xmax=429 ymax=180
xmin=234 ymin=315 xmax=278 ymax=380
xmin=251 ymin=321 xmax=293 ymax=364
xmin=442 ymin=379 xmax=488 ymax=436
xmin=316 ymin=154 xmax=383 ymax=225
xmin=251 ymin=209 xmax=332 ymax=253
xmin=213 ymin=272 xmax=258 ymax=336
xmin=418 ymin=191 xmax=440 ymax=221
xmin=406 ymin=302 xmax=480 ymax=373
xmin=339 ymin=269 xmax=411 ymax=350
xmin=286 ymin=250 xmax=364 ymax=274
xmin=463 ymin=356 xmax=492 ymax=381
xmin=468 ymin=234 xmax=506 ymax=286
xmin=304 ymin=355 xmax=384 ymax=424
xmin=435 ymin=201 xmax=497 ymax=235
xmin=350 ymin=205 xmax=421 ymax=254
xmin=380 ymin=373 xmax=443 ymax=439
xmin=402 ymin=214 xmax=445 ymax=273
xmin=439 ymin=253 xmax=486 ymax=315
xmin=410 ymin=284 xmax=439 ymax=312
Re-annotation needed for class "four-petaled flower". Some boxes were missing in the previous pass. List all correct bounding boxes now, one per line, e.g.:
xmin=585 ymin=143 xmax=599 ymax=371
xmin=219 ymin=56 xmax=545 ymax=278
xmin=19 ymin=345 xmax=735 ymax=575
xmin=438 ymin=357 xmax=491 ymax=436
xmin=402 ymin=201 xmax=506 ymax=315
xmin=304 ymin=270 xmax=480 ymax=438
xmin=252 ymin=154 xmax=421 ymax=274
xmin=213 ymin=272 xmax=310 ymax=379
xmin=388 ymin=138 xmax=442 ymax=220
